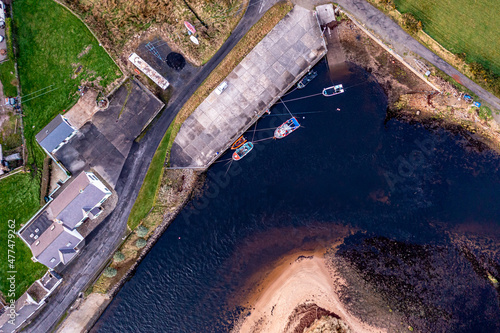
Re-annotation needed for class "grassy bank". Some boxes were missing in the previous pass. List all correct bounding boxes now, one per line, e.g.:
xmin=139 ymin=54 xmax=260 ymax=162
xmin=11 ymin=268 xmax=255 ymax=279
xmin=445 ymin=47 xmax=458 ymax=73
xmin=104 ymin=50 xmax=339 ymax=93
xmin=0 ymin=18 xmax=18 ymax=97
xmin=0 ymin=173 xmax=47 ymax=298
xmin=63 ymin=0 xmax=246 ymax=65
xmin=127 ymin=123 xmax=181 ymax=230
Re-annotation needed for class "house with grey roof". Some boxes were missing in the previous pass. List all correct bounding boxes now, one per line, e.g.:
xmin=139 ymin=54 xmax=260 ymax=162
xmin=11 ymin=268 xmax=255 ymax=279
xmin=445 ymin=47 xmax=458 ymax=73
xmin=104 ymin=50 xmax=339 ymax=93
xmin=19 ymin=171 xmax=112 ymax=270
xmin=35 ymin=115 xmax=77 ymax=153
xmin=0 ymin=272 xmax=62 ymax=333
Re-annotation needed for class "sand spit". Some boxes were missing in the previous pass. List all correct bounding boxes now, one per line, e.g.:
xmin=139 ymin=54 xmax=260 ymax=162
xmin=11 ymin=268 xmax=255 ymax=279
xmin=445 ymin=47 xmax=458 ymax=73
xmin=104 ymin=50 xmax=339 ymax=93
xmin=235 ymin=249 xmax=385 ymax=333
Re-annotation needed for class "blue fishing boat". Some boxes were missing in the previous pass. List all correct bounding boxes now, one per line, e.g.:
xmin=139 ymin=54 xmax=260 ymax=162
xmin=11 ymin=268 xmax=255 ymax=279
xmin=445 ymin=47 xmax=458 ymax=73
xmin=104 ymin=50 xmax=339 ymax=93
xmin=274 ymin=117 xmax=300 ymax=139
xmin=232 ymin=142 xmax=254 ymax=161
xmin=322 ymin=84 xmax=344 ymax=97
xmin=297 ymin=71 xmax=318 ymax=89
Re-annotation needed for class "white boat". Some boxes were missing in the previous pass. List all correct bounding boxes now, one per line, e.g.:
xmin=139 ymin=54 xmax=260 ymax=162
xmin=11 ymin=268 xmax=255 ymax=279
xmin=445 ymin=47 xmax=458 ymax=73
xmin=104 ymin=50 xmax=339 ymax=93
xmin=322 ymin=84 xmax=344 ymax=97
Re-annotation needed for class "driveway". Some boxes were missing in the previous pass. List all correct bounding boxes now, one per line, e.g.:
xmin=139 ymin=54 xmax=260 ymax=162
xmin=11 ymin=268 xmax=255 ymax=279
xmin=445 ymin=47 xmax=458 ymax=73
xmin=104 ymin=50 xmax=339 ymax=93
xmin=54 ymin=79 xmax=164 ymax=187
xmin=23 ymin=0 xmax=280 ymax=331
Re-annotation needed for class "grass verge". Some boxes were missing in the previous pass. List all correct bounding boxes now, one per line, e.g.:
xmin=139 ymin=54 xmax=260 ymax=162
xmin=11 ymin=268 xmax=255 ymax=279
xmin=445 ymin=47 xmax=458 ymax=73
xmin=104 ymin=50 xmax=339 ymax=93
xmin=0 ymin=17 xmax=18 ymax=97
xmin=127 ymin=123 xmax=181 ymax=230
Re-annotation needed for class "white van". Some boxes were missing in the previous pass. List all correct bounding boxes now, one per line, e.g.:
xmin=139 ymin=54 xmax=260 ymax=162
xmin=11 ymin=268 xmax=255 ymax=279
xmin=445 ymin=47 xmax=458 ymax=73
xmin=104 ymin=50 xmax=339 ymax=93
xmin=215 ymin=81 xmax=228 ymax=95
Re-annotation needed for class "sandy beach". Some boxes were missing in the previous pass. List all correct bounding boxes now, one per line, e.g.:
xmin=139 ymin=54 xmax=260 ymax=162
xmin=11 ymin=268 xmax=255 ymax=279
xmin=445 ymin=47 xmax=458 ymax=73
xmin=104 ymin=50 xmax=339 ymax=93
xmin=235 ymin=248 xmax=386 ymax=333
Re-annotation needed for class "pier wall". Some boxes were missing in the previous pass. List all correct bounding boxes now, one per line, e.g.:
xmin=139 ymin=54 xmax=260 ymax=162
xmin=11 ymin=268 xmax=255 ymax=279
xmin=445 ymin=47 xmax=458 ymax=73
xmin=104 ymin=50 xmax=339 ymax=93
xmin=170 ymin=6 xmax=327 ymax=169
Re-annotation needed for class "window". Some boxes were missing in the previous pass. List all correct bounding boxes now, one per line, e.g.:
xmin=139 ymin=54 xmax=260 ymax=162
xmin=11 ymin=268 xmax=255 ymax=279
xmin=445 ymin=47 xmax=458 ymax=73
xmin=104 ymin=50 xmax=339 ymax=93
xmin=29 ymin=233 xmax=34 ymax=238
xmin=35 ymin=240 xmax=40 ymax=246
xmin=50 ymin=225 xmax=55 ymax=231
xmin=34 ymin=235 xmax=39 ymax=240
xmin=50 ymin=258 xmax=56 ymax=263
xmin=66 ymin=241 xmax=72 ymax=247
xmin=35 ymin=228 xmax=39 ymax=233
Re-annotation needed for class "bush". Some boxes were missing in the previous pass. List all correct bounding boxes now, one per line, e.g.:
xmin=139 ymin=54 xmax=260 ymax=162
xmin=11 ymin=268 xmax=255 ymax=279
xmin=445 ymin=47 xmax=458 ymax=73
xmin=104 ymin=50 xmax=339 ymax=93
xmin=401 ymin=13 xmax=422 ymax=34
xmin=136 ymin=238 xmax=147 ymax=248
xmin=477 ymin=106 xmax=493 ymax=121
xmin=136 ymin=225 xmax=149 ymax=238
xmin=113 ymin=251 xmax=125 ymax=262
xmin=102 ymin=267 xmax=117 ymax=278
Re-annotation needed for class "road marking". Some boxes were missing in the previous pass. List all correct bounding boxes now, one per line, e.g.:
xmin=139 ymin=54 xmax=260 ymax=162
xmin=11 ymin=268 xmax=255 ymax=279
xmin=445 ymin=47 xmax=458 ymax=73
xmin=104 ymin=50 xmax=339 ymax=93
xmin=258 ymin=0 xmax=266 ymax=13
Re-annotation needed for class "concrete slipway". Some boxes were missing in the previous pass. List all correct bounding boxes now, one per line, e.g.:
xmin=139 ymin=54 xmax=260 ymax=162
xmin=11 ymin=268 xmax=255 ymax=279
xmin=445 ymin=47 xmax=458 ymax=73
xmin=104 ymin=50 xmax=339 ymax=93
xmin=170 ymin=6 xmax=327 ymax=169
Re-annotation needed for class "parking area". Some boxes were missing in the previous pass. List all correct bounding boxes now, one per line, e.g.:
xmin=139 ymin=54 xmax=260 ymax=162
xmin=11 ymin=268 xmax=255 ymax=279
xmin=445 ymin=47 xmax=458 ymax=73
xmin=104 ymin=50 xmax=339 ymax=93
xmin=55 ymin=79 xmax=164 ymax=187
xmin=135 ymin=39 xmax=201 ymax=99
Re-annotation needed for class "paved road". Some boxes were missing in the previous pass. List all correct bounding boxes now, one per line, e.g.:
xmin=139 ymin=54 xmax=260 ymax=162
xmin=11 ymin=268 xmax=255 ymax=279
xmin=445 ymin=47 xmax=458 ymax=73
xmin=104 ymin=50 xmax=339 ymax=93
xmin=23 ymin=0 xmax=276 ymax=331
xmin=329 ymin=0 xmax=500 ymax=119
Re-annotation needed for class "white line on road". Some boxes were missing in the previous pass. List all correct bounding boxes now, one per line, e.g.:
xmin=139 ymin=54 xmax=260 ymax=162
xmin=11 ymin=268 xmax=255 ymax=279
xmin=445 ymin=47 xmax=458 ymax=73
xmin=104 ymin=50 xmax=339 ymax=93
xmin=258 ymin=0 xmax=266 ymax=13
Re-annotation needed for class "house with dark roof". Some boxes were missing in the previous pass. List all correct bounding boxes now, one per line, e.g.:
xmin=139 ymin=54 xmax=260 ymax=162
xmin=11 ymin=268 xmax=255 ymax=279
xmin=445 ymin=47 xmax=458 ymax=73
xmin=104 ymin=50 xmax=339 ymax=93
xmin=0 ymin=272 xmax=62 ymax=333
xmin=35 ymin=115 xmax=77 ymax=153
xmin=19 ymin=171 xmax=112 ymax=270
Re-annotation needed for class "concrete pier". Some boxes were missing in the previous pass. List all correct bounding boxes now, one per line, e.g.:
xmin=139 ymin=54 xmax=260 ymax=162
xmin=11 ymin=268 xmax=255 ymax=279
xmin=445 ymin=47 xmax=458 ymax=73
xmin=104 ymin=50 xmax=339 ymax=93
xmin=170 ymin=6 xmax=327 ymax=169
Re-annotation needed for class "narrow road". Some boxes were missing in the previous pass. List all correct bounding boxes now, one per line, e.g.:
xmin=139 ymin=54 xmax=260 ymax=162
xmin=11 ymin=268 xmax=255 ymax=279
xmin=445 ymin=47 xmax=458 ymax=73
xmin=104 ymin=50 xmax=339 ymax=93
xmin=23 ymin=0 xmax=275 ymax=331
xmin=331 ymin=0 xmax=500 ymax=116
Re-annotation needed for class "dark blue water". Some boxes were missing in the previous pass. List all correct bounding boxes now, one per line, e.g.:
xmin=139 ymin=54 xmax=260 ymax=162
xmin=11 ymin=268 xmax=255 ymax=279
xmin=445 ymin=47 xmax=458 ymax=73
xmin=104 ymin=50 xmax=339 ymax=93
xmin=93 ymin=60 xmax=500 ymax=332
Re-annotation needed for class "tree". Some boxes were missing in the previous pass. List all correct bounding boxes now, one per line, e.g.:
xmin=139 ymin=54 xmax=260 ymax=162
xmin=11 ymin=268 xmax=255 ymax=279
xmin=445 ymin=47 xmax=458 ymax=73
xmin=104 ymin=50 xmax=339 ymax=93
xmin=136 ymin=238 xmax=147 ymax=248
xmin=113 ymin=251 xmax=125 ymax=262
xmin=136 ymin=225 xmax=149 ymax=238
xmin=103 ymin=267 xmax=117 ymax=278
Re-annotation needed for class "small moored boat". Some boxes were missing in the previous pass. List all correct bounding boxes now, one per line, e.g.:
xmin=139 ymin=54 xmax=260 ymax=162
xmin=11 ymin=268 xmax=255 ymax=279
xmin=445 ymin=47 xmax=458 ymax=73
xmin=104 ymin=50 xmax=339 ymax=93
xmin=231 ymin=136 xmax=247 ymax=150
xmin=322 ymin=84 xmax=344 ymax=97
xmin=184 ymin=21 xmax=196 ymax=35
xmin=232 ymin=142 xmax=254 ymax=161
xmin=274 ymin=117 xmax=300 ymax=139
xmin=297 ymin=71 xmax=318 ymax=89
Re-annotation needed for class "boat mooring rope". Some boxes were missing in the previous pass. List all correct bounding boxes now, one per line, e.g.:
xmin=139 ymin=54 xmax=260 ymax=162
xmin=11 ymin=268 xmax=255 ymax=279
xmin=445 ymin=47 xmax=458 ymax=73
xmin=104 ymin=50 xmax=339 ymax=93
xmin=279 ymin=96 xmax=294 ymax=118
xmin=279 ymin=92 xmax=323 ymax=103
xmin=253 ymin=136 xmax=275 ymax=143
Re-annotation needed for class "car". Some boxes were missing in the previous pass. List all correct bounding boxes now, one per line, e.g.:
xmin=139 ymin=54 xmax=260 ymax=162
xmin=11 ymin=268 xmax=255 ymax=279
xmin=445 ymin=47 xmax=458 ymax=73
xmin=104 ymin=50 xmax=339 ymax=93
xmin=0 ymin=36 xmax=4 ymax=43
xmin=215 ymin=81 xmax=228 ymax=95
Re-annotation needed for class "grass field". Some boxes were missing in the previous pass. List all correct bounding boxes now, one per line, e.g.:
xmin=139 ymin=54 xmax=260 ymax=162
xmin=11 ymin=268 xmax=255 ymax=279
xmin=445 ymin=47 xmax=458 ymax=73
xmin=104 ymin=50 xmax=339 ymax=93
xmin=0 ymin=173 xmax=47 ymax=298
xmin=14 ymin=0 xmax=122 ymax=168
xmin=394 ymin=0 xmax=500 ymax=75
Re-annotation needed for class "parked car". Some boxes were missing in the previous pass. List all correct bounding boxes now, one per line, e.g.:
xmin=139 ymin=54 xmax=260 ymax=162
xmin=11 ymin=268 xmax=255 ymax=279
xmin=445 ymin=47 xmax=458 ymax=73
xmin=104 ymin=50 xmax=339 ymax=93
xmin=215 ymin=81 xmax=228 ymax=95
xmin=4 ymin=97 xmax=16 ymax=106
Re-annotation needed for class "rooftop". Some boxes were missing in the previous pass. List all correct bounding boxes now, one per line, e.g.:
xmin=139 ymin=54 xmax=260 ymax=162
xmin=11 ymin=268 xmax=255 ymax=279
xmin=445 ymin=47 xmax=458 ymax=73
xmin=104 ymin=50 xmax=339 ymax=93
xmin=35 ymin=115 xmax=75 ymax=152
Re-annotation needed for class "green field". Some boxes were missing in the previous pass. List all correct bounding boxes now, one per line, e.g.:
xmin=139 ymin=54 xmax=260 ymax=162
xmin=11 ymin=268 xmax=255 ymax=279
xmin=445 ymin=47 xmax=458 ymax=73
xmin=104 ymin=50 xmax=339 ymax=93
xmin=0 ymin=0 xmax=122 ymax=298
xmin=14 ymin=0 xmax=122 ymax=168
xmin=0 ymin=173 xmax=47 ymax=298
xmin=395 ymin=0 xmax=500 ymax=75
